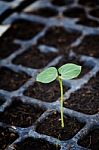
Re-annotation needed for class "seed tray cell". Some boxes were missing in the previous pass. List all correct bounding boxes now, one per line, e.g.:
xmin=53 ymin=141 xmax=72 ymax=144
xmin=64 ymin=72 xmax=99 ymax=115
xmin=14 ymin=137 xmax=60 ymax=150
xmin=63 ymin=7 xmax=86 ymax=19
xmin=73 ymin=35 xmax=99 ymax=58
xmin=0 ymin=97 xmax=45 ymax=127
xmin=38 ymin=26 xmax=81 ymax=54
xmin=0 ymin=67 xmax=30 ymax=91
xmin=78 ymin=129 xmax=99 ymax=150
xmin=13 ymin=46 xmax=58 ymax=69
xmin=24 ymin=81 xmax=69 ymax=102
xmin=0 ymin=126 xmax=18 ymax=150
xmin=36 ymin=112 xmax=85 ymax=141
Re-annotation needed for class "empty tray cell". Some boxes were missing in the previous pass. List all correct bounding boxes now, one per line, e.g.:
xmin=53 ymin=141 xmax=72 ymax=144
xmin=36 ymin=112 xmax=84 ymax=140
xmin=78 ymin=0 xmax=99 ymax=7
xmin=64 ymin=72 xmax=99 ymax=115
xmin=24 ymin=81 xmax=69 ymax=102
xmin=73 ymin=35 xmax=99 ymax=58
xmin=3 ymin=19 xmax=45 ymax=40
xmin=52 ymin=55 xmax=92 ymax=78
xmin=63 ymin=7 xmax=86 ymax=19
xmin=14 ymin=137 xmax=60 ymax=150
xmin=13 ymin=46 xmax=58 ymax=69
xmin=0 ymin=98 xmax=45 ymax=127
xmin=38 ymin=26 xmax=81 ymax=54
xmin=76 ymin=17 xmax=99 ymax=27
xmin=0 ymin=126 xmax=18 ymax=150
xmin=27 ymin=7 xmax=58 ymax=18
xmin=51 ymin=0 xmax=73 ymax=6
xmin=0 ymin=67 xmax=30 ymax=91
xmin=90 ymin=8 xmax=99 ymax=18
xmin=78 ymin=129 xmax=99 ymax=150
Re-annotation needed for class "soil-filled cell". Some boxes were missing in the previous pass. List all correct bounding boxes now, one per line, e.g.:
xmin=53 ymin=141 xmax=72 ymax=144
xmin=0 ymin=67 xmax=30 ymax=91
xmin=13 ymin=46 xmax=58 ymax=69
xmin=0 ymin=98 xmax=45 ymax=127
xmin=76 ymin=17 xmax=99 ymax=27
xmin=90 ymin=8 xmax=99 ymax=18
xmin=0 ymin=127 xmax=18 ymax=150
xmin=78 ymin=0 xmax=99 ymax=7
xmin=14 ymin=137 xmax=60 ymax=150
xmin=38 ymin=26 xmax=81 ymax=53
xmin=27 ymin=7 xmax=58 ymax=18
xmin=0 ymin=34 xmax=20 ymax=59
xmin=36 ymin=112 xmax=84 ymax=140
xmin=2 ymin=19 xmax=44 ymax=41
xmin=78 ymin=129 xmax=99 ymax=150
xmin=24 ymin=81 xmax=69 ymax=102
xmin=73 ymin=35 xmax=99 ymax=58
xmin=64 ymin=72 xmax=99 ymax=115
xmin=63 ymin=7 xmax=86 ymax=19
xmin=52 ymin=55 xmax=92 ymax=78
xmin=51 ymin=0 xmax=73 ymax=6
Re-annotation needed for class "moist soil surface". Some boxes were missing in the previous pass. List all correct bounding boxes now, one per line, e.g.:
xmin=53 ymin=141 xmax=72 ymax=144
xmin=64 ymin=72 xmax=99 ymax=115
xmin=24 ymin=81 xmax=69 ymax=102
xmin=0 ymin=19 xmax=44 ymax=59
xmin=78 ymin=129 xmax=99 ymax=150
xmin=14 ymin=137 xmax=60 ymax=150
xmin=36 ymin=112 xmax=85 ymax=140
xmin=63 ymin=7 xmax=86 ymax=19
xmin=37 ymin=26 xmax=81 ymax=54
xmin=0 ymin=98 xmax=44 ymax=127
xmin=0 ymin=67 xmax=30 ymax=91
xmin=73 ymin=35 xmax=99 ymax=58
xmin=13 ymin=46 xmax=58 ymax=69
xmin=0 ymin=126 xmax=18 ymax=150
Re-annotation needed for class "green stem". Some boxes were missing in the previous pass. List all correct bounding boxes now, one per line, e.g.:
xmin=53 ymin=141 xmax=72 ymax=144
xmin=58 ymin=76 xmax=64 ymax=128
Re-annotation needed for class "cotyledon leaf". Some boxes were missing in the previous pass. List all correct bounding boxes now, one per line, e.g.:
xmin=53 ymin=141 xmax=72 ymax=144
xmin=58 ymin=63 xmax=81 ymax=80
xmin=36 ymin=67 xmax=58 ymax=83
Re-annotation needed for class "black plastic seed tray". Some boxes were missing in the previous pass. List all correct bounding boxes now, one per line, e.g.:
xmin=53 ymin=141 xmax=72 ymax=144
xmin=0 ymin=0 xmax=99 ymax=150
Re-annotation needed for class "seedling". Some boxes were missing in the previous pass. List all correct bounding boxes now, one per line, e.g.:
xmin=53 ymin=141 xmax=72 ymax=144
xmin=36 ymin=63 xmax=81 ymax=128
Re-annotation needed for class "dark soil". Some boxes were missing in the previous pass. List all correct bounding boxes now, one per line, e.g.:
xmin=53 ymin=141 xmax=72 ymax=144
xmin=78 ymin=0 xmax=99 ymax=7
xmin=64 ymin=72 xmax=99 ymax=115
xmin=0 ymin=34 xmax=20 ymax=59
xmin=51 ymin=0 xmax=73 ymax=6
xmin=0 ymin=126 xmax=18 ymax=150
xmin=24 ymin=81 xmax=69 ymax=102
xmin=13 ymin=46 xmax=58 ymax=69
xmin=78 ymin=129 xmax=99 ymax=150
xmin=0 ymin=67 xmax=30 ymax=91
xmin=63 ymin=7 xmax=86 ymax=19
xmin=14 ymin=137 xmax=60 ymax=150
xmin=76 ymin=17 xmax=99 ymax=27
xmin=90 ymin=8 xmax=99 ymax=18
xmin=52 ymin=55 xmax=92 ymax=78
xmin=36 ymin=112 xmax=85 ymax=140
xmin=73 ymin=35 xmax=99 ymax=58
xmin=0 ymin=19 xmax=44 ymax=59
xmin=38 ymin=26 xmax=81 ymax=54
xmin=3 ymin=19 xmax=45 ymax=40
xmin=28 ymin=7 xmax=58 ymax=18
xmin=0 ymin=98 xmax=45 ymax=127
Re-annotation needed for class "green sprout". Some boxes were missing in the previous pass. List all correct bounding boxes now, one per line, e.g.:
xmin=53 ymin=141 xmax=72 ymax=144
xmin=36 ymin=63 xmax=81 ymax=128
